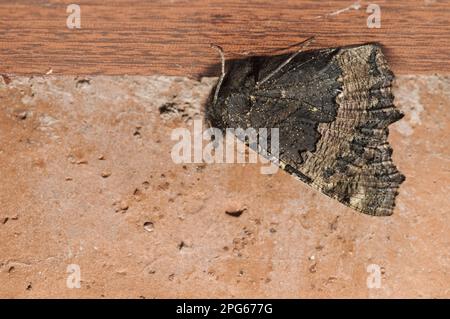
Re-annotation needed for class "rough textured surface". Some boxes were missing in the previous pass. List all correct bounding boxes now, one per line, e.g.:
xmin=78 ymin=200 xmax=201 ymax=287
xmin=0 ymin=74 xmax=449 ymax=298
xmin=208 ymin=44 xmax=404 ymax=216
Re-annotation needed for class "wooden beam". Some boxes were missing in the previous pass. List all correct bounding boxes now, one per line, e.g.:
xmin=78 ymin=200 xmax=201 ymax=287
xmin=0 ymin=0 xmax=448 ymax=76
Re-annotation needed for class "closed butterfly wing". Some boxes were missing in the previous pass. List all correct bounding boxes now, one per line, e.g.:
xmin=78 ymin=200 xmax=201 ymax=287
xmin=208 ymin=44 xmax=405 ymax=216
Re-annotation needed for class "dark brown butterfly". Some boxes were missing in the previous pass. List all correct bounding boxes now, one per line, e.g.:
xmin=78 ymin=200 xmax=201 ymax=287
xmin=207 ymin=40 xmax=404 ymax=216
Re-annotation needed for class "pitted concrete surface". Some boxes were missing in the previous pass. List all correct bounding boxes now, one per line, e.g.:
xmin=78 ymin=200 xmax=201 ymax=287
xmin=0 ymin=75 xmax=448 ymax=298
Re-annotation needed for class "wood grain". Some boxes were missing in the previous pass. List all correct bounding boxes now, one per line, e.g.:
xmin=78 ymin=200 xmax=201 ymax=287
xmin=0 ymin=0 xmax=448 ymax=76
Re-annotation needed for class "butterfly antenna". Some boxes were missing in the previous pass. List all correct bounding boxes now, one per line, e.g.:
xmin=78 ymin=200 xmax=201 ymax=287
xmin=210 ymin=44 xmax=226 ymax=106
xmin=256 ymin=36 xmax=315 ymax=87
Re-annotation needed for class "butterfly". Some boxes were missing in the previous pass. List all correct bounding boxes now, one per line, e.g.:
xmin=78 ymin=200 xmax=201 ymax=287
xmin=207 ymin=39 xmax=404 ymax=216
